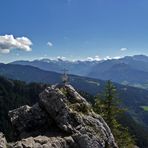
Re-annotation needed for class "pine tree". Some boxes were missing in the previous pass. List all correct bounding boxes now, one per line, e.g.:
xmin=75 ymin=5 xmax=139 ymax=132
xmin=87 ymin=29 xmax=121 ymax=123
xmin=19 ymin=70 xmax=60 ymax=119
xmin=94 ymin=80 xmax=135 ymax=147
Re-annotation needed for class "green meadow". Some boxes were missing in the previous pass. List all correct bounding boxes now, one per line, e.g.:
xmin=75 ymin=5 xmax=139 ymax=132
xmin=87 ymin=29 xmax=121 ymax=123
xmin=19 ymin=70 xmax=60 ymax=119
xmin=141 ymin=106 xmax=148 ymax=111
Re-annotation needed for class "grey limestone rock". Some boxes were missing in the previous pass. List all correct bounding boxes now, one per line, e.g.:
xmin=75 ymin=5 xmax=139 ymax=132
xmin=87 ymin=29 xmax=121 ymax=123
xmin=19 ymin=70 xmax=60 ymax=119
xmin=2 ymin=83 xmax=118 ymax=148
xmin=39 ymin=84 xmax=117 ymax=148
xmin=0 ymin=133 xmax=7 ymax=148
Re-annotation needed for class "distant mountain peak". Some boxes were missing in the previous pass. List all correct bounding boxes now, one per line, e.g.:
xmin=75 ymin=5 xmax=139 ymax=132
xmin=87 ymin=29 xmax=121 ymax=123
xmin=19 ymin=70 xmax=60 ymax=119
xmin=133 ymin=55 xmax=148 ymax=61
xmin=122 ymin=54 xmax=148 ymax=61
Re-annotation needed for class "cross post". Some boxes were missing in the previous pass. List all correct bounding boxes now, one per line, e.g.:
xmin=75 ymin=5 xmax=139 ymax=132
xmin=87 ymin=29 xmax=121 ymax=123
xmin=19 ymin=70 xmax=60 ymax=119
xmin=61 ymin=68 xmax=69 ymax=85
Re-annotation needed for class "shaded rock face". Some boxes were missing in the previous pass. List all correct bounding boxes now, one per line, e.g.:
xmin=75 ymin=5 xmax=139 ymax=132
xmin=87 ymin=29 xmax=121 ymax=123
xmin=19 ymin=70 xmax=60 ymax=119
xmin=1 ymin=84 xmax=118 ymax=148
xmin=8 ymin=104 xmax=56 ymax=140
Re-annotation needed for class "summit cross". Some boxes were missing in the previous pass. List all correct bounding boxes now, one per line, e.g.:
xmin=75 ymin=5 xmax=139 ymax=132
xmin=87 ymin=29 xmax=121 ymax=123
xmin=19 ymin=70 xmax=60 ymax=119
xmin=61 ymin=68 xmax=69 ymax=85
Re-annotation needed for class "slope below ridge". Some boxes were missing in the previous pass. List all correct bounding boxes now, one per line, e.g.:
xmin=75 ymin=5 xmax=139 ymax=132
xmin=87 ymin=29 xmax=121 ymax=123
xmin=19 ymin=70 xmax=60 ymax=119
xmin=102 ymin=63 xmax=148 ymax=83
xmin=0 ymin=63 xmax=62 ymax=84
xmin=131 ymin=55 xmax=148 ymax=63
xmin=87 ymin=60 xmax=128 ymax=78
xmin=88 ymin=62 xmax=148 ymax=84
xmin=119 ymin=56 xmax=148 ymax=72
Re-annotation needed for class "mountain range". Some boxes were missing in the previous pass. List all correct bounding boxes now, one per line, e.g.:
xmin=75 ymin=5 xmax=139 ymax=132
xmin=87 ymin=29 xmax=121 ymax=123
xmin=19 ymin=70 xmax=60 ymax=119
xmin=11 ymin=55 xmax=148 ymax=89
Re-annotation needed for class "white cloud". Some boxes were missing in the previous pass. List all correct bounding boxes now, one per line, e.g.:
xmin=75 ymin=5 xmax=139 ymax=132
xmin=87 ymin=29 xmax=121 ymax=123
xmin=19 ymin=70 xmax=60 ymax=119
xmin=0 ymin=34 xmax=32 ymax=54
xmin=120 ymin=48 xmax=128 ymax=51
xmin=47 ymin=41 xmax=53 ymax=47
xmin=86 ymin=55 xmax=121 ymax=61
xmin=104 ymin=56 xmax=122 ymax=60
xmin=86 ymin=55 xmax=101 ymax=61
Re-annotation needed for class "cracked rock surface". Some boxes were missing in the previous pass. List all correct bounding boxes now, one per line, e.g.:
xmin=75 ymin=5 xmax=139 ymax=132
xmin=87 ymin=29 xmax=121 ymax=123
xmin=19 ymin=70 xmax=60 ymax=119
xmin=1 ymin=84 xmax=118 ymax=148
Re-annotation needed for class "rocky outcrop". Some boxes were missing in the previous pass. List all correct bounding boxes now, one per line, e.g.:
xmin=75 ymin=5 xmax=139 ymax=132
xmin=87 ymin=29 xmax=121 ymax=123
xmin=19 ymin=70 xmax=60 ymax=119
xmin=1 ymin=84 xmax=118 ymax=148
xmin=0 ymin=133 xmax=7 ymax=148
xmin=8 ymin=103 xmax=53 ymax=139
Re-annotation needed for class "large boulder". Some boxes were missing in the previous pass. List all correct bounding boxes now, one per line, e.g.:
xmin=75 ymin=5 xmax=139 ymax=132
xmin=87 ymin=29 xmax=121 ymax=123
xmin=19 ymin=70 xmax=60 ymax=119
xmin=6 ymin=84 xmax=118 ymax=148
xmin=8 ymin=103 xmax=54 ymax=140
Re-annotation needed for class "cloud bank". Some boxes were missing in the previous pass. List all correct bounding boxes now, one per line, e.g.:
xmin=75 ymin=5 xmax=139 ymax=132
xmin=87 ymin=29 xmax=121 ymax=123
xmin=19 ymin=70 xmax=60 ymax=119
xmin=86 ymin=55 xmax=121 ymax=61
xmin=87 ymin=55 xmax=101 ymax=61
xmin=0 ymin=35 xmax=32 ymax=53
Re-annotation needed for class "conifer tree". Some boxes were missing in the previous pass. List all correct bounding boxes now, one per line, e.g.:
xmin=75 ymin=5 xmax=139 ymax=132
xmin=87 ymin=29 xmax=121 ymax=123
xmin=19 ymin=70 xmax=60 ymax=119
xmin=94 ymin=80 xmax=135 ymax=147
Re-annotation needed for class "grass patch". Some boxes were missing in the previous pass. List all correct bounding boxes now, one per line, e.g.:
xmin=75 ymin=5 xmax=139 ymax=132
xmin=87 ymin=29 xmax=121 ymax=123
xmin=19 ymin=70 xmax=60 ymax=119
xmin=86 ymin=80 xmax=100 ymax=86
xmin=141 ymin=106 xmax=148 ymax=111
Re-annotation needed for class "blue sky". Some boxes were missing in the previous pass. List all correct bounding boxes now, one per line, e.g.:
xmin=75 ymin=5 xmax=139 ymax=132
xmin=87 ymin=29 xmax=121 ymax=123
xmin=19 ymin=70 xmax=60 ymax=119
xmin=0 ymin=0 xmax=148 ymax=62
